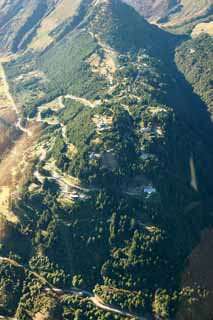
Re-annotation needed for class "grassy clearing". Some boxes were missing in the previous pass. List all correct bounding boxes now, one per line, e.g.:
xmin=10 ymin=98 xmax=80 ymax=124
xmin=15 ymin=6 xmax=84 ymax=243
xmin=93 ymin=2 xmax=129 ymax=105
xmin=147 ymin=106 xmax=167 ymax=115
xmin=38 ymin=97 xmax=62 ymax=112
xmin=91 ymin=137 xmax=103 ymax=145
xmin=67 ymin=143 xmax=78 ymax=158
xmin=0 ymin=186 xmax=19 ymax=224
xmin=145 ymin=225 xmax=161 ymax=233
xmin=92 ymin=114 xmax=113 ymax=125
xmin=192 ymin=21 xmax=213 ymax=37
xmin=87 ymin=33 xmax=117 ymax=82
xmin=44 ymin=159 xmax=81 ymax=187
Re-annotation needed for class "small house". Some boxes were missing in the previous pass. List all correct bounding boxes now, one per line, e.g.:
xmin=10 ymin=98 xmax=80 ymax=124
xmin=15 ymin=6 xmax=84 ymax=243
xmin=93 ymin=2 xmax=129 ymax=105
xmin=144 ymin=186 xmax=156 ymax=197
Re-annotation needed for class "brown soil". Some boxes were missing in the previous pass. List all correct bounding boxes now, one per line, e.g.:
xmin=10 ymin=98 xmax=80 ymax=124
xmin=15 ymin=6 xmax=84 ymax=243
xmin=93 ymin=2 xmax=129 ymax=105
xmin=0 ymin=123 xmax=41 ymax=188
xmin=0 ymin=122 xmax=41 ymax=224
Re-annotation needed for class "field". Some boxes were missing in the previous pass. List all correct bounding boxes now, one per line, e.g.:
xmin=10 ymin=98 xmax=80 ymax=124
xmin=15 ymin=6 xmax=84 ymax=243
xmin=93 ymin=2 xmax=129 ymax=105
xmin=192 ymin=21 xmax=213 ymax=37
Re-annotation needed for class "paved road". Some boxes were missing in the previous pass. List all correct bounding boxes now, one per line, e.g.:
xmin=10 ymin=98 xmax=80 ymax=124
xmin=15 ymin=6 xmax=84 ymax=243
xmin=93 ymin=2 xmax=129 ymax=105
xmin=0 ymin=256 xmax=147 ymax=320
xmin=47 ymin=287 xmax=147 ymax=319
xmin=0 ymin=69 xmax=146 ymax=320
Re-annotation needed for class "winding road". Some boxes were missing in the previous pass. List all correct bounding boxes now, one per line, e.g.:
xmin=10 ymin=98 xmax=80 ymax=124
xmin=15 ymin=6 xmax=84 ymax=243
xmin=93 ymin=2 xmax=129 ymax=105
xmin=64 ymin=94 xmax=99 ymax=108
xmin=0 ymin=256 xmax=147 ymax=320
xmin=0 ymin=64 xmax=147 ymax=319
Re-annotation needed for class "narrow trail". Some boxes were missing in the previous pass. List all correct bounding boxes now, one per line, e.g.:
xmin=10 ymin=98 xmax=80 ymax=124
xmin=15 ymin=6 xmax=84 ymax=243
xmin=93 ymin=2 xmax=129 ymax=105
xmin=32 ymin=94 xmax=101 ymax=201
xmin=64 ymin=94 xmax=99 ymax=108
xmin=35 ymin=96 xmax=64 ymax=125
xmin=35 ymin=95 xmax=98 ymax=128
xmin=0 ymin=256 xmax=147 ymax=320
xmin=90 ymin=295 xmax=147 ymax=319
xmin=61 ymin=123 xmax=68 ymax=144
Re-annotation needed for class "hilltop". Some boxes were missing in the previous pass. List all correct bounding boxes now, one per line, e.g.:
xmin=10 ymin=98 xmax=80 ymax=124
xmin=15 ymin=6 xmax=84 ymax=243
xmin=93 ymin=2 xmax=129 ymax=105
xmin=0 ymin=0 xmax=212 ymax=56
xmin=0 ymin=0 xmax=213 ymax=319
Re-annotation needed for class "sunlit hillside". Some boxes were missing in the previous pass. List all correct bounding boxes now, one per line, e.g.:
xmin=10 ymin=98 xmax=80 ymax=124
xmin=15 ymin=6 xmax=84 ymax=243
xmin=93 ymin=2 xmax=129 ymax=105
xmin=0 ymin=0 xmax=213 ymax=319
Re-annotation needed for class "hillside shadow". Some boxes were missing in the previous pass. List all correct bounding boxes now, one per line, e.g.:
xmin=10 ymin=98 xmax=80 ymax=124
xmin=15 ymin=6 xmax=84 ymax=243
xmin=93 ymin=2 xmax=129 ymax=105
xmin=166 ymin=37 xmax=213 ymax=198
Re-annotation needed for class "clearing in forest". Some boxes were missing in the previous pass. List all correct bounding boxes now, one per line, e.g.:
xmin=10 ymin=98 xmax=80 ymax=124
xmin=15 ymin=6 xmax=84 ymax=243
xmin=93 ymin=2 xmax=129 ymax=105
xmin=0 ymin=186 xmax=19 ymax=224
xmin=192 ymin=21 xmax=213 ymax=37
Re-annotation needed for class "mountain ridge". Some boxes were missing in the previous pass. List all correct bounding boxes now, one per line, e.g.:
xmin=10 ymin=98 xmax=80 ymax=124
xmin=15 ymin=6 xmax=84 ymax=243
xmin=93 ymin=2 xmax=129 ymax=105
xmin=0 ymin=0 xmax=212 ymax=56
xmin=0 ymin=0 xmax=213 ymax=319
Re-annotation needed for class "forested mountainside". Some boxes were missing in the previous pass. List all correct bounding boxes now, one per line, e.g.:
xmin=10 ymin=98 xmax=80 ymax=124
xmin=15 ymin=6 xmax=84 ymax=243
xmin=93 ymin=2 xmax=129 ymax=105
xmin=0 ymin=0 xmax=213 ymax=319
xmin=176 ymin=34 xmax=213 ymax=116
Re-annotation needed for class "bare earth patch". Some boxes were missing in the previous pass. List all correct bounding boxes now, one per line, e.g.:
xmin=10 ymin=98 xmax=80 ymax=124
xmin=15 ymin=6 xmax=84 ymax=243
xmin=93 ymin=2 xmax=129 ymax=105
xmin=92 ymin=114 xmax=113 ymax=125
xmin=0 ymin=123 xmax=41 ymax=223
xmin=192 ymin=21 xmax=213 ymax=37
xmin=88 ymin=32 xmax=117 ymax=82
xmin=91 ymin=137 xmax=103 ymax=145
xmin=67 ymin=143 xmax=78 ymax=158
xmin=0 ymin=63 xmax=18 ymax=124
xmin=0 ymin=186 xmax=19 ymax=224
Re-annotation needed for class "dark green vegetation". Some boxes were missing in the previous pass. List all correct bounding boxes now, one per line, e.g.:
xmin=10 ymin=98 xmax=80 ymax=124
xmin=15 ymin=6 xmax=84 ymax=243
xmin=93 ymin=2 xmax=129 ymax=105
xmin=0 ymin=0 xmax=213 ymax=319
xmin=38 ymin=32 xmax=106 ymax=100
xmin=176 ymin=34 xmax=213 ymax=116
xmin=4 ymin=31 xmax=107 ymax=118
